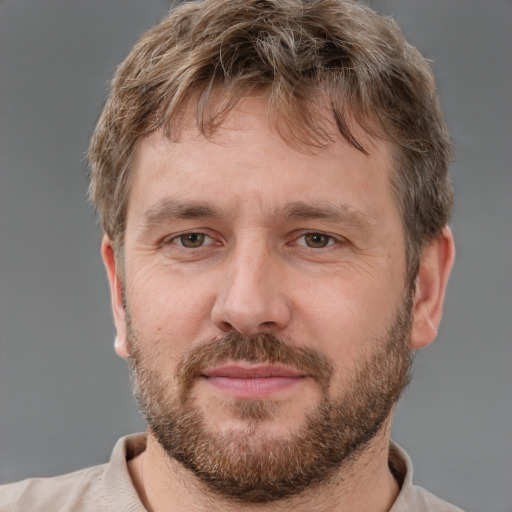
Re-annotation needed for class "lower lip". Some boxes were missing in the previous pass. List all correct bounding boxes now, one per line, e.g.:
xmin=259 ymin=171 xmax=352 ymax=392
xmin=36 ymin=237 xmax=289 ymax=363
xmin=204 ymin=376 xmax=305 ymax=398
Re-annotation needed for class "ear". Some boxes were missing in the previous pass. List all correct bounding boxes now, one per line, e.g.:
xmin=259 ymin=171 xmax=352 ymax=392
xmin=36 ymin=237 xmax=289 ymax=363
xmin=101 ymin=236 xmax=130 ymax=359
xmin=410 ymin=226 xmax=455 ymax=350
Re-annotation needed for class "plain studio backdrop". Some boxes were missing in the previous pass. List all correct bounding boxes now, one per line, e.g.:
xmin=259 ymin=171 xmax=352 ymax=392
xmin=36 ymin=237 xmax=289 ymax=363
xmin=0 ymin=1 xmax=511 ymax=511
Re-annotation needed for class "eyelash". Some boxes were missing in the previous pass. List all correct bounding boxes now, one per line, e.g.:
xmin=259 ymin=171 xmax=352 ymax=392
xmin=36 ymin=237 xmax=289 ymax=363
xmin=166 ymin=232 xmax=216 ymax=248
xmin=292 ymin=232 xmax=339 ymax=249
xmin=164 ymin=231 xmax=343 ymax=250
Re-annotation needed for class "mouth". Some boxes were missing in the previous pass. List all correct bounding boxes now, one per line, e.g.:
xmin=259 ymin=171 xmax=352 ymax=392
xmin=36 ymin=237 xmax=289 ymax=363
xmin=200 ymin=363 xmax=308 ymax=399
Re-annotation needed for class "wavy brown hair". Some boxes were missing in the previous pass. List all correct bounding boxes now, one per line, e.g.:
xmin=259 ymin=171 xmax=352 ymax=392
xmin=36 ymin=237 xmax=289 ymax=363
xmin=88 ymin=0 xmax=453 ymax=282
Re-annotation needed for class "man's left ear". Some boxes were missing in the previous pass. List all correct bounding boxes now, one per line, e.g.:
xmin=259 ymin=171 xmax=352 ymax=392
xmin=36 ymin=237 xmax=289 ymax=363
xmin=410 ymin=226 xmax=455 ymax=350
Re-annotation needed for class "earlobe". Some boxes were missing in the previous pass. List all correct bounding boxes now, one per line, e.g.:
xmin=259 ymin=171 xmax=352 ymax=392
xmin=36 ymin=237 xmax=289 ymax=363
xmin=101 ymin=236 xmax=130 ymax=359
xmin=410 ymin=226 xmax=455 ymax=350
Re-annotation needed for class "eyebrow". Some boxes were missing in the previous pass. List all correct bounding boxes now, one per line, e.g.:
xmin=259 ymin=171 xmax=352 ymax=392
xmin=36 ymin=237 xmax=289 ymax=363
xmin=138 ymin=198 xmax=375 ymax=232
xmin=139 ymin=199 xmax=223 ymax=228
xmin=281 ymin=201 xmax=376 ymax=231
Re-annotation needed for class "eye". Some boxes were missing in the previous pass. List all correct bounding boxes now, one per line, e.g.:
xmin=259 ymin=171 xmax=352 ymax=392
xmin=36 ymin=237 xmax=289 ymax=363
xmin=297 ymin=232 xmax=337 ymax=248
xmin=172 ymin=232 xmax=212 ymax=248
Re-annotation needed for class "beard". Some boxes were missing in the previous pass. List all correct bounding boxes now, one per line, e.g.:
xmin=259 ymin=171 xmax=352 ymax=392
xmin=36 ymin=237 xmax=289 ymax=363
xmin=126 ymin=296 xmax=413 ymax=503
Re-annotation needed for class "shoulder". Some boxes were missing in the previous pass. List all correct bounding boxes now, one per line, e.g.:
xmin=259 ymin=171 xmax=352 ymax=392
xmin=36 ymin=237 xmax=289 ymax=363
xmin=400 ymin=484 xmax=466 ymax=512
xmin=389 ymin=441 xmax=465 ymax=512
xmin=0 ymin=464 xmax=107 ymax=512
xmin=0 ymin=434 xmax=147 ymax=512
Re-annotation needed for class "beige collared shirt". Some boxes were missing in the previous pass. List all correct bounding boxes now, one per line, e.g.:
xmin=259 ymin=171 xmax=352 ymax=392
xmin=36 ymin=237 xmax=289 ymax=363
xmin=0 ymin=433 xmax=464 ymax=511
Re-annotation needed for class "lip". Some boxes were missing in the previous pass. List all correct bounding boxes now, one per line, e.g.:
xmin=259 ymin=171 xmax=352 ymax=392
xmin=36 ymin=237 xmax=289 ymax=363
xmin=203 ymin=363 xmax=306 ymax=379
xmin=200 ymin=363 xmax=307 ymax=398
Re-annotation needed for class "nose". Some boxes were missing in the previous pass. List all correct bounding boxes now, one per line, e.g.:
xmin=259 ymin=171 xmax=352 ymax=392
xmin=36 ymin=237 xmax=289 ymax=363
xmin=211 ymin=242 xmax=292 ymax=335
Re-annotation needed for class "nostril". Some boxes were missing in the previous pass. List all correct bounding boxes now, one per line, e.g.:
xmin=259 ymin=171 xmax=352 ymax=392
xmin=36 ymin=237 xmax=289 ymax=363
xmin=211 ymin=290 xmax=292 ymax=335
xmin=218 ymin=320 xmax=235 ymax=333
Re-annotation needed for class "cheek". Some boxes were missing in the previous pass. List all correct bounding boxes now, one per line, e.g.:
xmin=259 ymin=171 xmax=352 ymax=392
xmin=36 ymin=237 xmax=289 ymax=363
xmin=291 ymin=268 xmax=402 ymax=372
xmin=126 ymin=262 xmax=217 ymax=349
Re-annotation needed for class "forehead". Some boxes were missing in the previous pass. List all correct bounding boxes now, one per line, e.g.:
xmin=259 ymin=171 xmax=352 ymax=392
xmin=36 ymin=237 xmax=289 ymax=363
xmin=127 ymin=97 xmax=397 ymax=226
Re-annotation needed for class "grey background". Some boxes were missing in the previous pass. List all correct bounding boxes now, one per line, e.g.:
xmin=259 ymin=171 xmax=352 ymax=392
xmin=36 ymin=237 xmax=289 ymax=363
xmin=0 ymin=1 xmax=510 ymax=511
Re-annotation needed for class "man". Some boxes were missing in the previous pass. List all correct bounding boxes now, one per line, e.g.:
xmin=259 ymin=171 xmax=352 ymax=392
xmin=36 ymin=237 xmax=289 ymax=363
xmin=0 ymin=0 xmax=462 ymax=510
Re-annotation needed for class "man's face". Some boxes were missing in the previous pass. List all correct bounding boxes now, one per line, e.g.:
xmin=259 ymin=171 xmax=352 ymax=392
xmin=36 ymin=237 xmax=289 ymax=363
xmin=110 ymin=99 xmax=414 ymax=501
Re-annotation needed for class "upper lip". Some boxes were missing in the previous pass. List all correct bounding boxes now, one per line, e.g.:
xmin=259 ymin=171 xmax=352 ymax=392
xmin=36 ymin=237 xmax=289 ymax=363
xmin=201 ymin=363 xmax=306 ymax=379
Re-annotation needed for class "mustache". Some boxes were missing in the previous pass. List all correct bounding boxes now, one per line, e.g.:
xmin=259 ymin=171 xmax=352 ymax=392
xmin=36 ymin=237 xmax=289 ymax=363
xmin=176 ymin=332 xmax=333 ymax=395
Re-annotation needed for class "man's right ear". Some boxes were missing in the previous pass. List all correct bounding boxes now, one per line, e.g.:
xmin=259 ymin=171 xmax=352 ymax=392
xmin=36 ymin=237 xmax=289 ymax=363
xmin=101 ymin=236 xmax=129 ymax=359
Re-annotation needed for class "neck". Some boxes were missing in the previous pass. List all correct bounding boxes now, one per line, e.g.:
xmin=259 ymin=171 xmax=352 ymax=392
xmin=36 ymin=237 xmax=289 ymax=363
xmin=128 ymin=419 xmax=399 ymax=512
